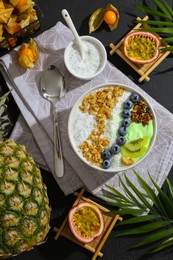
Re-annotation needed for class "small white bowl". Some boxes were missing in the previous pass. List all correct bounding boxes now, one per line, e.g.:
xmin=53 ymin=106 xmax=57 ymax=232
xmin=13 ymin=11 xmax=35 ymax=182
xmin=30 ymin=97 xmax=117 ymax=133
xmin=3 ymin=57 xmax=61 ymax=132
xmin=64 ymin=35 xmax=107 ymax=80
xmin=68 ymin=83 xmax=157 ymax=173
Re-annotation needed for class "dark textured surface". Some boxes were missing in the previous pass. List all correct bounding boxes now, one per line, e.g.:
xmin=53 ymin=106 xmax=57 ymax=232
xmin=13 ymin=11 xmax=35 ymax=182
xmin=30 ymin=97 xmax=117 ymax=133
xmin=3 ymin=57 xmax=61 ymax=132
xmin=1 ymin=0 xmax=173 ymax=259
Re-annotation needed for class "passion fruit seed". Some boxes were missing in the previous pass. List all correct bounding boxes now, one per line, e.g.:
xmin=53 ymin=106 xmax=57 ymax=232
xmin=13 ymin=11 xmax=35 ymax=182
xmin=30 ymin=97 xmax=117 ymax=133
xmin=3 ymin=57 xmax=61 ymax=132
xmin=124 ymin=31 xmax=160 ymax=64
xmin=68 ymin=202 xmax=104 ymax=244
xmin=73 ymin=207 xmax=100 ymax=236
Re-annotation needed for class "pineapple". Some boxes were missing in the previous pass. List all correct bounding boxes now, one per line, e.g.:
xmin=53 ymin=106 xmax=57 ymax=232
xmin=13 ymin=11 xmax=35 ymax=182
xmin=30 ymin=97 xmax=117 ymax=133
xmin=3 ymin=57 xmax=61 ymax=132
xmin=0 ymin=138 xmax=51 ymax=258
xmin=0 ymin=91 xmax=51 ymax=258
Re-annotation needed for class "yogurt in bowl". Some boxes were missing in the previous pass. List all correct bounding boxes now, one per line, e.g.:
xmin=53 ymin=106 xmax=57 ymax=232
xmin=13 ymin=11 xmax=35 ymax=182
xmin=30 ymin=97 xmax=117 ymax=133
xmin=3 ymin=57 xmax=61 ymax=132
xmin=68 ymin=83 xmax=157 ymax=173
xmin=64 ymin=36 xmax=107 ymax=80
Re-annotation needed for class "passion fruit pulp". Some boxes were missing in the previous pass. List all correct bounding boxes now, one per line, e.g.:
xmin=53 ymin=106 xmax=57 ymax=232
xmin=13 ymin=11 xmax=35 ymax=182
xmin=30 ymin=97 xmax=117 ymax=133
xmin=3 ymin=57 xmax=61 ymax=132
xmin=68 ymin=202 xmax=104 ymax=244
xmin=123 ymin=31 xmax=160 ymax=64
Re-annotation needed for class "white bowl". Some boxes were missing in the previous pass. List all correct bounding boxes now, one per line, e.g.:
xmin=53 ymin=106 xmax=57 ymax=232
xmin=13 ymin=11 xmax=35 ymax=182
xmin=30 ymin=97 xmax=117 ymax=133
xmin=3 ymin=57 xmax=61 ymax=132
xmin=64 ymin=35 xmax=107 ymax=80
xmin=68 ymin=83 xmax=157 ymax=173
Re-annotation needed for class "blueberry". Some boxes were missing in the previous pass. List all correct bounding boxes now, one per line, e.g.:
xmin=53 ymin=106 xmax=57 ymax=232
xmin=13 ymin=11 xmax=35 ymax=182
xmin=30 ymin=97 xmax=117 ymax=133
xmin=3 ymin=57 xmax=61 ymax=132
xmin=102 ymin=159 xmax=111 ymax=169
xmin=110 ymin=144 xmax=120 ymax=155
xmin=118 ymin=126 xmax=127 ymax=136
xmin=123 ymin=109 xmax=131 ymax=118
xmin=130 ymin=93 xmax=140 ymax=103
xmin=123 ymin=100 xmax=133 ymax=109
xmin=116 ymin=136 xmax=126 ymax=146
xmin=101 ymin=149 xmax=111 ymax=160
xmin=122 ymin=118 xmax=131 ymax=127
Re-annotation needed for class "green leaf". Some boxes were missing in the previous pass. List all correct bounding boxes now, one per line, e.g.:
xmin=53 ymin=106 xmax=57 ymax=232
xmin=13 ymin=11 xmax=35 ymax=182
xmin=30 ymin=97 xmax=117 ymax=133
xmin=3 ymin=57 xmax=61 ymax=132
xmin=116 ymin=214 xmax=161 ymax=226
xmin=134 ymin=4 xmax=173 ymax=20
xmin=162 ymin=0 xmax=173 ymax=17
xmin=166 ymin=178 xmax=173 ymax=200
xmin=124 ymin=175 xmax=154 ymax=212
xmin=131 ymin=227 xmax=173 ymax=248
xmin=139 ymin=27 xmax=173 ymax=34
xmin=133 ymin=19 xmax=173 ymax=27
xmin=160 ymin=45 xmax=173 ymax=51
xmin=152 ymin=0 xmax=172 ymax=19
xmin=149 ymin=174 xmax=173 ymax=219
xmin=115 ymin=220 xmax=172 ymax=237
xmin=162 ymin=36 xmax=173 ymax=42
xmin=107 ymin=208 xmax=147 ymax=216
xmin=149 ymin=237 xmax=173 ymax=253
xmin=134 ymin=171 xmax=168 ymax=217
xmin=104 ymin=185 xmax=132 ymax=203
xmin=103 ymin=199 xmax=134 ymax=208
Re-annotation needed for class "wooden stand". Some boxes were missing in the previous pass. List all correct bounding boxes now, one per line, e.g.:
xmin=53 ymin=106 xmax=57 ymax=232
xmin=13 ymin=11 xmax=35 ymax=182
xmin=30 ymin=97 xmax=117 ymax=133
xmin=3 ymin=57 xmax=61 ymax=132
xmin=53 ymin=189 xmax=122 ymax=259
xmin=109 ymin=16 xmax=171 ymax=82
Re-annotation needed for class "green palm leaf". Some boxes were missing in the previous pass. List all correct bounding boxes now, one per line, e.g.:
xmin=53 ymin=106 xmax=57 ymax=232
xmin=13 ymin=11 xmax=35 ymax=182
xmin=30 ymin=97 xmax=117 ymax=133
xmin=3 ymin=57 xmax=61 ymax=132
xmin=132 ymin=227 xmax=173 ymax=248
xmin=150 ymin=237 xmax=173 ymax=253
xmin=133 ymin=170 xmax=168 ymax=216
xmin=134 ymin=4 xmax=173 ymax=20
xmin=104 ymin=170 xmax=173 ymax=254
xmin=162 ymin=0 xmax=173 ymax=17
xmin=116 ymin=214 xmax=160 ymax=226
xmin=114 ymin=220 xmax=172 ymax=237
xmin=149 ymin=174 xmax=173 ymax=218
xmin=134 ymin=19 xmax=173 ymax=27
xmin=152 ymin=0 xmax=173 ymax=18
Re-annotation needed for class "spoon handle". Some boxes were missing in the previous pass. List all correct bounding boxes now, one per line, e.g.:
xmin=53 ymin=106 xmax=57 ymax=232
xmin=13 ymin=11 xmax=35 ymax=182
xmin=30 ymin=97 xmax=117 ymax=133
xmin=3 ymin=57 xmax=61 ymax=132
xmin=53 ymin=105 xmax=64 ymax=178
xmin=61 ymin=9 xmax=85 ymax=59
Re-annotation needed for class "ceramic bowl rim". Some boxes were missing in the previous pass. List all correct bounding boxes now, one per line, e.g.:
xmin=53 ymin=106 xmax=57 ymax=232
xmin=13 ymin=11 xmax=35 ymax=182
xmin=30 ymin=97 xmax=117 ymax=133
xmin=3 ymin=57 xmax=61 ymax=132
xmin=64 ymin=35 xmax=107 ymax=80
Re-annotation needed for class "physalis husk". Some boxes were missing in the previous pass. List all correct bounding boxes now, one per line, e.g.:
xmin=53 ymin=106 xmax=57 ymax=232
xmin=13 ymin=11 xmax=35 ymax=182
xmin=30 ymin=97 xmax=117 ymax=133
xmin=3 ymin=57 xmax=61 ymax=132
xmin=89 ymin=3 xmax=119 ymax=33
xmin=18 ymin=38 xmax=39 ymax=69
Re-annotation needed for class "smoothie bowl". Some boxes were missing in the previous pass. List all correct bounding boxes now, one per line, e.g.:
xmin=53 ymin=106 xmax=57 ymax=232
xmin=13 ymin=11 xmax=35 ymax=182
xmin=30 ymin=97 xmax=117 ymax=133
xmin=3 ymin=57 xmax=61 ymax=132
xmin=68 ymin=83 xmax=157 ymax=172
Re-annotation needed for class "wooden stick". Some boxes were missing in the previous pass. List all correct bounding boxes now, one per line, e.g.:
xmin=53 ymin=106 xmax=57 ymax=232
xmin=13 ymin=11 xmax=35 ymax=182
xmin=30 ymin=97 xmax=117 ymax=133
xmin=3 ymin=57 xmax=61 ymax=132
xmin=92 ymin=215 xmax=121 ymax=260
xmin=53 ymin=227 xmax=103 ymax=257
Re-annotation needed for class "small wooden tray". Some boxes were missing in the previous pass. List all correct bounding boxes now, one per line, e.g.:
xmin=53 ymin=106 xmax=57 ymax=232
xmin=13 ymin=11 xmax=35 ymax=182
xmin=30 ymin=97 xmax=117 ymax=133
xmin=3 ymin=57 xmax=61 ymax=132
xmin=109 ymin=16 xmax=171 ymax=82
xmin=53 ymin=189 xmax=122 ymax=260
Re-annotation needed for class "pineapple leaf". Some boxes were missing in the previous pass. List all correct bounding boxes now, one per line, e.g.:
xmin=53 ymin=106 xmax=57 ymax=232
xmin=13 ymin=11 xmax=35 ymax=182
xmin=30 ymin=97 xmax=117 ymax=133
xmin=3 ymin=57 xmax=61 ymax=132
xmin=131 ymin=227 xmax=173 ymax=249
xmin=114 ymin=220 xmax=172 ymax=238
xmin=152 ymin=0 xmax=173 ymax=19
xmin=134 ymin=4 xmax=173 ymax=20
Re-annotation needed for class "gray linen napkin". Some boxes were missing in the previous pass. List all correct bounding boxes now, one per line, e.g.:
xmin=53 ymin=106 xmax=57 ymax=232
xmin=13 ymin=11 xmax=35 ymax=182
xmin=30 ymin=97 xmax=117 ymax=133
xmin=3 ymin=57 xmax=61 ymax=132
xmin=2 ymin=21 xmax=173 ymax=196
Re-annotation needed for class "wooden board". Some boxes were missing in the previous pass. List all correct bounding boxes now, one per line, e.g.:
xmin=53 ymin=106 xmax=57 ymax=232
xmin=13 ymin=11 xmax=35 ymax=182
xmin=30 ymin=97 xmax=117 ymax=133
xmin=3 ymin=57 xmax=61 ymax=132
xmin=109 ymin=16 xmax=171 ymax=82
xmin=53 ymin=189 xmax=122 ymax=260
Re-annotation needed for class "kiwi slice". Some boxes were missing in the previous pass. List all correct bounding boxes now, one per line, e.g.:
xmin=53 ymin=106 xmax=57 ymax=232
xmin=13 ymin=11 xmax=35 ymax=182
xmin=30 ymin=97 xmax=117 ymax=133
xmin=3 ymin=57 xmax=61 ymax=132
xmin=124 ymin=136 xmax=149 ymax=152
xmin=121 ymin=145 xmax=148 ymax=158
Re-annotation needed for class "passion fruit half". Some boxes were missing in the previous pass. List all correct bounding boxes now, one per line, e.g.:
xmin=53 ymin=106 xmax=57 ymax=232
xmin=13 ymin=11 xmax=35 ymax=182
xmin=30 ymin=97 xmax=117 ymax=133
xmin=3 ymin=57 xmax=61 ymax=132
xmin=68 ymin=202 xmax=104 ymax=244
xmin=123 ymin=31 xmax=160 ymax=64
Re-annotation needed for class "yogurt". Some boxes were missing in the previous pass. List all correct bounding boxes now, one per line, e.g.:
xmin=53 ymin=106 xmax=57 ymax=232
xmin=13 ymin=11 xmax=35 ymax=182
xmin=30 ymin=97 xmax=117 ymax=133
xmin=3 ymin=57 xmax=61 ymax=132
xmin=64 ymin=36 xmax=107 ymax=79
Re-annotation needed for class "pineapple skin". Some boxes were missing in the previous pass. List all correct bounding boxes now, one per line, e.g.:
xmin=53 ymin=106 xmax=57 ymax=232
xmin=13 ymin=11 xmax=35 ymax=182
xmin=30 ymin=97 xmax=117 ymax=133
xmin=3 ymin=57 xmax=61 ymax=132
xmin=0 ymin=139 xmax=51 ymax=258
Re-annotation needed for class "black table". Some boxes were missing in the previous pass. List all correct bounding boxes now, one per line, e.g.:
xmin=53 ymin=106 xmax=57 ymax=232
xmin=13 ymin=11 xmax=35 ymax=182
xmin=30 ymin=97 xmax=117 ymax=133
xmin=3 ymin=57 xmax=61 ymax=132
xmin=1 ymin=0 xmax=173 ymax=259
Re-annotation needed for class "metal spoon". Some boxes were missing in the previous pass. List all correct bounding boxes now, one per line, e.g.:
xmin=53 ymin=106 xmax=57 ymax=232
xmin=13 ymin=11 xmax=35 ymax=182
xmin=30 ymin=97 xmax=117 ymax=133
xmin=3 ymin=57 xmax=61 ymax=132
xmin=61 ymin=9 xmax=86 ymax=60
xmin=40 ymin=65 xmax=67 ymax=178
